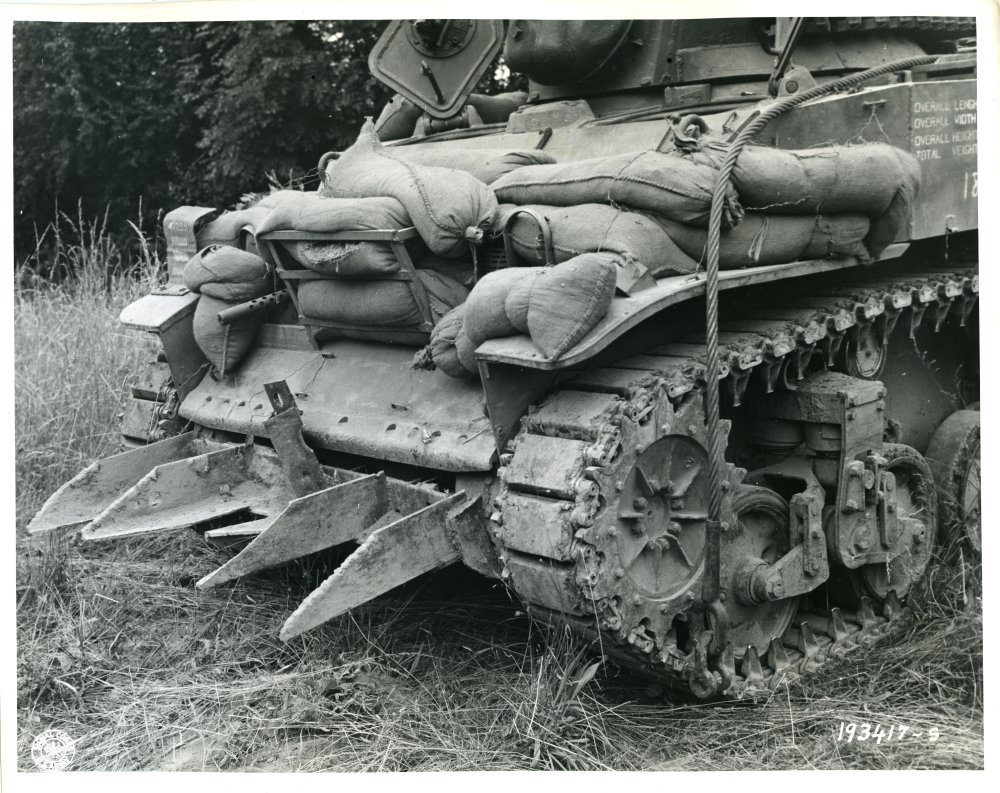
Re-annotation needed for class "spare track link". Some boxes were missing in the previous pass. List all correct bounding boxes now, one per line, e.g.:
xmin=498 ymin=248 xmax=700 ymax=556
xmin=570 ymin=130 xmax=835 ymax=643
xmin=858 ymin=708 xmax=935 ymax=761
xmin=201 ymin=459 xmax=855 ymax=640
xmin=492 ymin=266 xmax=977 ymax=699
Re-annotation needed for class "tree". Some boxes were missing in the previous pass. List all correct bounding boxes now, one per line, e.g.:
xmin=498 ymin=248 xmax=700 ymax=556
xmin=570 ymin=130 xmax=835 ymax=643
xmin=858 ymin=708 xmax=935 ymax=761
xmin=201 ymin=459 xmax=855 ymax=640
xmin=187 ymin=21 xmax=392 ymax=201
xmin=12 ymin=20 xmax=394 ymax=266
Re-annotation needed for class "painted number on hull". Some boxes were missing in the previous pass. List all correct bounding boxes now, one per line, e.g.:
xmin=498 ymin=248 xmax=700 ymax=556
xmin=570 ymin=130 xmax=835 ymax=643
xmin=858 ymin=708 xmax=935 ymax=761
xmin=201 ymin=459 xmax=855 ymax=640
xmin=964 ymin=171 xmax=978 ymax=200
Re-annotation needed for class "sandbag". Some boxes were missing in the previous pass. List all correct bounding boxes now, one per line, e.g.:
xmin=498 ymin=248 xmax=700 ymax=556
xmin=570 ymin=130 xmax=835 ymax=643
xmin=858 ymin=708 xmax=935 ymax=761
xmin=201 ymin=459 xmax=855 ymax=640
xmin=496 ymin=203 xmax=699 ymax=277
xmin=657 ymin=213 xmax=871 ymax=268
xmin=527 ymin=254 xmax=618 ymax=360
xmin=192 ymin=294 xmax=263 ymax=376
xmin=256 ymin=192 xmax=410 ymax=237
xmin=528 ymin=253 xmax=616 ymax=361
xmin=323 ymin=119 xmax=499 ymax=256
xmin=864 ymin=148 xmax=922 ymax=258
xmin=297 ymin=270 xmax=467 ymax=328
xmin=412 ymin=304 xmax=472 ymax=379
xmin=491 ymin=149 xmax=740 ymax=228
xmin=695 ymin=142 xmax=921 ymax=217
xmin=462 ymin=267 xmax=526 ymax=346
xmin=504 ymin=268 xmax=542 ymax=333
xmin=283 ymin=241 xmax=401 ymax=276
xmin=196 ymin=207 xmax=269 ymax=249
xmin=454 ymin=328 xmax=478 ymax=374
xmin=396 ymin=148 xmax=557 ymax=185
xmin=183 ymin=247 xmax=273 ymax=301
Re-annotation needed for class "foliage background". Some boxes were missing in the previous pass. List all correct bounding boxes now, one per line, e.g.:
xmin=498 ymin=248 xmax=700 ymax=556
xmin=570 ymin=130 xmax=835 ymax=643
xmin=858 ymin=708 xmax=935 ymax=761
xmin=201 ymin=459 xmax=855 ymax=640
xmin=12 ymin=21 xmax=397 ymax=268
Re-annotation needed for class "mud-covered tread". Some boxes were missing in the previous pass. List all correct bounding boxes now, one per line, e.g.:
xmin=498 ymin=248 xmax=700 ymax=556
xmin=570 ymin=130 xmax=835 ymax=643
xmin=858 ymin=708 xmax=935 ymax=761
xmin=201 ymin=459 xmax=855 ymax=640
xmin=493 ymin=263 xmax=976 ymax=699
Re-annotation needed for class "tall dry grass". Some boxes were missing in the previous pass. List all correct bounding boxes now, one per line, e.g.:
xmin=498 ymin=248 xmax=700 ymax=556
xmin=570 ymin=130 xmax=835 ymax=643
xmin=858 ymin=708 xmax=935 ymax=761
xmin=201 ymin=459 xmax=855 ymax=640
xmin=14 ymin=214 xmax=984 ymax=771
xmin=15 ymin=207 xmax=164 ymax=520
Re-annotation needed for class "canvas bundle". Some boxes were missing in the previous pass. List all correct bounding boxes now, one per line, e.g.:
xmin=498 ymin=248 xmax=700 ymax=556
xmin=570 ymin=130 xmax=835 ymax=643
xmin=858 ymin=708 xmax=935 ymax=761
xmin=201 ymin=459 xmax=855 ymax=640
xmin=323 ymin=119 xmax=499 ymax=257
xmin=491 ymin=149 xmax=741 ymax=228
xmin=183 ymin=247 xmax=274 ymax=302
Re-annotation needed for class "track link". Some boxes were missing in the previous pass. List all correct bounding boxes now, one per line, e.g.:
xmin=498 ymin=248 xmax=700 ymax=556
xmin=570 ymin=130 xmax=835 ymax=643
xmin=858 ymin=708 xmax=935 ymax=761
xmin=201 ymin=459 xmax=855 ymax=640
xmin=491 ymin=264 xmax=977 ymax=699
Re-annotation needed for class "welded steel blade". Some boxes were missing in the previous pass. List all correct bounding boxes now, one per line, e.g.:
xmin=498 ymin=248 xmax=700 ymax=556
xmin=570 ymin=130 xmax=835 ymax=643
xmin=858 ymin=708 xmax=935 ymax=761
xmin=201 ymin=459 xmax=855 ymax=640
xmin=280 ymin=492 xmax=465 ymax=641
xmin=81 ymin=444 xmax=294 ymax=541
xmin=196 ymin=473 xmax=389 ymax=589
xmin=203 ymin=518 xmax=274 ymax=549
xmin=27 ymin=432 xmax=208 ymax=535
xmin=204 ymin=518 xmax=273 ymax=541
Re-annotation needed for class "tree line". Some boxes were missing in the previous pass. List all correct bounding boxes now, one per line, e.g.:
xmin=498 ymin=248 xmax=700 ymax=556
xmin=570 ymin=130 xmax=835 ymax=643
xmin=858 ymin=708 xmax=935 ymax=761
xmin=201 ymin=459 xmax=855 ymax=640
xmin=12 ymin=21 xmax=397 ymax=268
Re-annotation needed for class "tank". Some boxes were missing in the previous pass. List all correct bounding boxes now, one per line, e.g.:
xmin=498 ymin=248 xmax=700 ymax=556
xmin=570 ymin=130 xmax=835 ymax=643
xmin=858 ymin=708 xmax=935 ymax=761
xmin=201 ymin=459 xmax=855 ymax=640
xmin=28 ymin=17 xmax=980 ymax=700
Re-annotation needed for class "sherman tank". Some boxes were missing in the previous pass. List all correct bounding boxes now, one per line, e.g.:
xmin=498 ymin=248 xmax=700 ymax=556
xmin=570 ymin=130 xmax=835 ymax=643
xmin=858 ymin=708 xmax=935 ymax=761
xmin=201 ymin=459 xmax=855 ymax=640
xmin=28 ymin=17 xmax=980 ymax=699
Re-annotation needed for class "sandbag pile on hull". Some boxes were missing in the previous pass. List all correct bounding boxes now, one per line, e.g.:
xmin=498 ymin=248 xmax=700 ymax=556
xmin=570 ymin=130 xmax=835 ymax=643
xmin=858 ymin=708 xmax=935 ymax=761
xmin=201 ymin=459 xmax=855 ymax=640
xmin=491 ymin=139 xmax=919 ymax=270
xmin=183 ymin=114 xmax=920 ymax=379
xmin=419 ymin=136 xmax=918 ymax=377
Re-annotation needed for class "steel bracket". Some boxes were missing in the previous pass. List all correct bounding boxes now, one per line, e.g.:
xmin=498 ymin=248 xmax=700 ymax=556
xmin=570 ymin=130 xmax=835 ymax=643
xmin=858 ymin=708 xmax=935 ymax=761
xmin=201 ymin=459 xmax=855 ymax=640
xmin=748 ymin=487 xmax=829 ymax=601
xmin=263 ymin=380 xmax=329 ymax=498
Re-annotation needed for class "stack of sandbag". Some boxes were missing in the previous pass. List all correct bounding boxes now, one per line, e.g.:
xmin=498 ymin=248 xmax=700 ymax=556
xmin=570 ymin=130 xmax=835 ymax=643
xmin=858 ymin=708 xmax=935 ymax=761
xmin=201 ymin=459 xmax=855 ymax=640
xmin=253 ymin=188 xmax=472 ymax=328
xmin=491 ymin=138 xmax=920 ymax=267
xmin=257 ymin=193 xmax=413 ymax=277
xmin=321 ymin=118 xmax=498 ymax=256
xmin=690 ymin=141 xmax=921 ymax=260
xmin=183 ymin=246 xmax=275 ymax=375
xmin=414 ymin=254 xmax=618 ymax=377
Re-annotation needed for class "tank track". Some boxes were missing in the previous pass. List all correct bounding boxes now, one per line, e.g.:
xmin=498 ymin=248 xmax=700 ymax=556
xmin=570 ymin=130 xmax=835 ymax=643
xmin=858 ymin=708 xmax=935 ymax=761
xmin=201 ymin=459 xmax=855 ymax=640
xmin=491 ymin=265 xmax=977 ymax=699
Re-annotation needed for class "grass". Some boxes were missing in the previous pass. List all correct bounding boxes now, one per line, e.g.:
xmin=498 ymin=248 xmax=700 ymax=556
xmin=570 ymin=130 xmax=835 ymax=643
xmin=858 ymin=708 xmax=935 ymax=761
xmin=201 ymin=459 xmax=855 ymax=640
xmin=13 ymin=216 xmax=985 ymax=771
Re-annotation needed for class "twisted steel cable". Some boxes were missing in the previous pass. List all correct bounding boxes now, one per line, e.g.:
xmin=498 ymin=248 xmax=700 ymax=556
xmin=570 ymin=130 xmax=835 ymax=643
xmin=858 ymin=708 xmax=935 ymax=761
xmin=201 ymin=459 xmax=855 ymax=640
xmin=700 ymin=54 xmax=938 ymax=606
